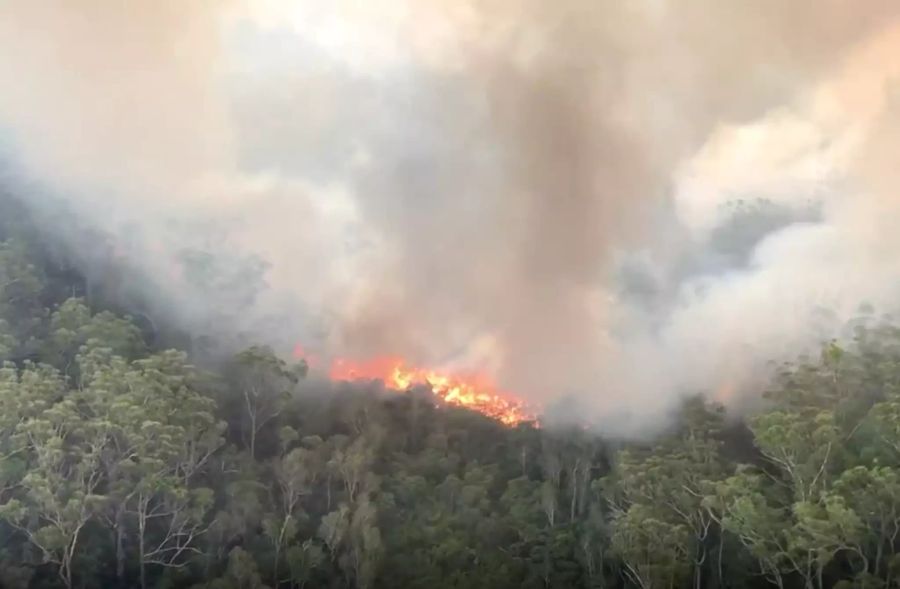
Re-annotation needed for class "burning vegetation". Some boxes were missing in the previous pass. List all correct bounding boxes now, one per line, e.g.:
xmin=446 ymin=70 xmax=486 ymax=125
xmin=327 ymin=355 xmax=538 ymax=426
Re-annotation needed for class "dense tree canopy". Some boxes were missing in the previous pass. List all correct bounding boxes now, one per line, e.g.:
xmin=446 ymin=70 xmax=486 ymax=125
xmin=2 ymin=202 xmax=900 ymax=588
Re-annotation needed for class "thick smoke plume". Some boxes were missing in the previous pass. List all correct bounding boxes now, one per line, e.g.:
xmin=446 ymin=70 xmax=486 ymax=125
xmin=1 ymin=0 xmax=900 ymax=434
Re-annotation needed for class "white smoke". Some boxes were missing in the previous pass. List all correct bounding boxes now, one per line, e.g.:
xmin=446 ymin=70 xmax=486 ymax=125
xmin=1 ymin=1 xmax=899 ymax=434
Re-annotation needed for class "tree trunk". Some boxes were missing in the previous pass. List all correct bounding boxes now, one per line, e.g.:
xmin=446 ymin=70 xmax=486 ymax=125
xmin=598 ymin=552 xmax=606 ymax=589
xmin=61 ymin=537 xmax=77 ymax=589
xmin=693 ymin=538 xmax=707 ymax=589
xmin=60 ymin=526 xmax=84 ymax=589
xmin=570 ymin=465 xmax=579 ymax=523
xmin=59 ymin=559 xmax=72 ymax=589
xmin=326 ymin=474 xmax=332 ymax=511
xmin=23 ymin=511 xmax=37 ymax=564
xmin=60 ymin=562 xmax=72 ymax=589
xmin=139 ymin=514 xmax=147 ymax=589
xmin=249 ymin=413 xmax=257 ymax=459
xmin=716 ymin=535 xmax=724 ymax=588
xmin=273 ymin=517 xmax=287 ymax=585
xmin=802 ymin=552 xmax=815 ymax=589
xmin=115 ymin=505 xmax=126 ymax=586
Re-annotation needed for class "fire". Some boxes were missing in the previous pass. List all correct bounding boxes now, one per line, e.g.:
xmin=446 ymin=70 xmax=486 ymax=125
xmin=326 ymin=356 xmax=538 ymax=426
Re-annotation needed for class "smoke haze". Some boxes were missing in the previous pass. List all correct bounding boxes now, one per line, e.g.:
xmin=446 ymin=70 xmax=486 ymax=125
xmin=2 ymin=0 xmax=900 ymax=434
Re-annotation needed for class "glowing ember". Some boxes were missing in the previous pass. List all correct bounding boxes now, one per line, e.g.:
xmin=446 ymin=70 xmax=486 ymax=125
xmin=326 ymin=356 xmax=538 ymax=426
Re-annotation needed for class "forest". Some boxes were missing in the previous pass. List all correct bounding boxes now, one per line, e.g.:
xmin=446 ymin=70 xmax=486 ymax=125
xmin=1 ymin=195 xmax=900 ymax=589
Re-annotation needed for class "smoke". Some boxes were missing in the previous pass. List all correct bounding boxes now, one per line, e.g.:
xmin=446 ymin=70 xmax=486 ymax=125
xmin=1 ymin=0 xmax=900 ymax=434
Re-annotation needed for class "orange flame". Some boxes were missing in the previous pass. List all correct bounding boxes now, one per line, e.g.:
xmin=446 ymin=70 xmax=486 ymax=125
xmin=325 ymin=355 xmax=538 ymax=426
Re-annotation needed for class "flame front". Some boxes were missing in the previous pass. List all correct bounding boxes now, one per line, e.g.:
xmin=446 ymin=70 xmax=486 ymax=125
xmin=327 ymin=356 xmax=537 ymax=426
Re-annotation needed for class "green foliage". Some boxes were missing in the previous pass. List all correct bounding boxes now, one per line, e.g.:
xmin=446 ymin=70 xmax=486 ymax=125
xmin=0 ymin=239 xmax=47 ymax=358
xmin=43 ymin=297 xmax=145 ymax=377
xmin=6 ymin=211 xmax=900 ymax=589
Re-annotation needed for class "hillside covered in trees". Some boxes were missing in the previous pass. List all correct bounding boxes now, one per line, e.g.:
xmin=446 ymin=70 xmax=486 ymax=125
xmin=3 ymin=195 xmax=900 ymax=589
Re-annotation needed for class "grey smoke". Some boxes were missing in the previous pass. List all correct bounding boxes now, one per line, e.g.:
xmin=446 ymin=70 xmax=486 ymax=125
xmin=1 ymin=1 xmax=900 ymax=434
